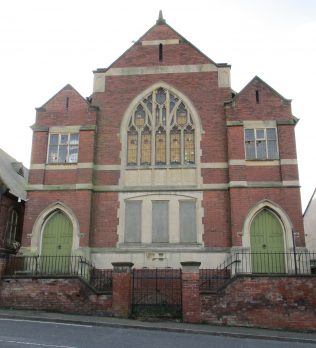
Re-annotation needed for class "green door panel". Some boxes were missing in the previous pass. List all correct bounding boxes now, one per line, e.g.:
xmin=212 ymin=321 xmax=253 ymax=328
xmin=41 ymin=211 xmax=73 ymax=273
xmin=250 ymin=209 xmax=285 ymax=273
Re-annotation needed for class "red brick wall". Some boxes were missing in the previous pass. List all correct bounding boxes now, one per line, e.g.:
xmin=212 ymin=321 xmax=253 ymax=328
xmin=0 ymin=278 xmax=112 ymax=315
xmin=92 ymin=73 xmax=230 ymax=166
xmin=227 ymin=78 xmax=292 ymax=121
xmin=90 ymin=192 xmax=119 ymax=247
xmin=111 ymin=24 xmax=211 ymax=68
xmin=22 ymin=191 xmax=93 ymax=248
xmin=35 ymin=87 xmax=96 ymax=127
xmin=229 ymin=187 xmax=304 ymax=247
xmin=202 ymin=191 xmax=231 ymax=247
xmin=201 ymin=276 xmax=316 ymax=331
xmin=23 ymin=22 xmax=305 ymax=253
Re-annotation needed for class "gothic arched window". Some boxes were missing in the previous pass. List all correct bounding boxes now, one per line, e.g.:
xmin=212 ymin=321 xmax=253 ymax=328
xmin=127 ymin=88 xmax=195 ymax=166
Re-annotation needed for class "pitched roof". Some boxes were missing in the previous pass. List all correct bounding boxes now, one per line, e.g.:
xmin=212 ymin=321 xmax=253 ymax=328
xmin=94 ymin=12 xmax=230 ymax=73
xmin=0 ymin=148 xmax=28 ymax=200
xmin=232 ymin=76 xmax=292 ymax=103
xmin=36 ymin=84 xmax=89 ymax=111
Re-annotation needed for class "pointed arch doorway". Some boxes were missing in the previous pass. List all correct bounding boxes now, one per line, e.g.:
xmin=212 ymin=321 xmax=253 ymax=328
xmin=250 ymin=209 xmax=285 ymax=273
xmin=41 ymin=211 xmax=73 ymax=273
xmin=41 ymin=211 xmax=73 ymax=256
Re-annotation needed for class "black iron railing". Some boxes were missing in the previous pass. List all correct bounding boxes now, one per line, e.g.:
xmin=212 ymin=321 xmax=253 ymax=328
xmin=200 ymin=252 xmax=316 ymax=292
xmin=3 ymin=255 xmax=112 ymax=293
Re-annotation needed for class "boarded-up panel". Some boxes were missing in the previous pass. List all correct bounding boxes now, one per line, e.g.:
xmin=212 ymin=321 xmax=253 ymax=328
xmin=152 ymin=201 xmax=169 ymax=243
xmin=125 ymin=201 xmax=141 ymax=243
xmin=179 ymin=201 xmax=196 ymax=243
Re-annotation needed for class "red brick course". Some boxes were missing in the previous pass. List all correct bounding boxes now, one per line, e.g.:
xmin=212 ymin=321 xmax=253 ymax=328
xmin=201 ymin=276 xmax=316 ymax=331
xmin=0 ymin=278 xmax=112 ymax=315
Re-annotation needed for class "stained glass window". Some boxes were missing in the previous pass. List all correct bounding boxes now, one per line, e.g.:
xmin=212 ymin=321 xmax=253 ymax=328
xmin=156 ymin=127 xmax=166 ymax=164
xmin=170 ymin=127 xmax=181 ymax=164
xmin=141 ymin=127 xmax=151 ymax=165
xmin=127 ymin=88 xmax=196 ymax=166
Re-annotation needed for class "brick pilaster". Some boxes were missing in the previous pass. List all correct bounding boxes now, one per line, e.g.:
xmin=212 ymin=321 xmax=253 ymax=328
xmin=181 ymin=261 xmax=201 ymax=323
xmin=111 ymin=262 xmax=134 ymax=318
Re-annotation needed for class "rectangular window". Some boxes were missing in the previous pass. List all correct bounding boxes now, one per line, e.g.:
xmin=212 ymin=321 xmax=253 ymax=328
xmin=179 ymin=201 xmax=196 ymax=243
xmin=152 ymin=201 xmax=169 ymax=243
xmin=47 ymin=133 xmax=79 ymax=164
xmin=124 ymin=201 xmax=141 ymax=243
xmin=245 ymin=128 xmax=278 ymax=160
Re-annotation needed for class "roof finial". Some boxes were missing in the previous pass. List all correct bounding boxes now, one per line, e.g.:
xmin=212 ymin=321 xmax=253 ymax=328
xmin=156 ymin=10 xmax=166 ymax=25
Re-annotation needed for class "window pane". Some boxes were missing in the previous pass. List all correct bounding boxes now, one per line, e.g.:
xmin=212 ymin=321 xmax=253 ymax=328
xmin=155 ymin=129 xmax=166 ymax=164
xmin=125 ymin=201 xmax=141 ymax=243
xmin=176 ymin=103 xmax=187 ymax=126
xmin=267 ymin=140 xmax=278 ymax=159
xmin=69 ymin=146 xmax=78 ymax=163
xmin=58 ymin=145 xmax=67 ymax=163
xmin=49 ymin=134 xmax=59 ymax=145
xmin=267 ymin=128 xmax=277 ymax=140
xmin=170 ymin=130 xmax=181 ymax=164
xmin=245 ymin=129 xmax=254 ymax=141
xmin=127 ymin=132 xmax=138 ymax=165
xmin=70 ymin=133 xmax=79 ymax=145
xmin=60 ymin=134 xmax=69 ymax=144
xmin=245 ymin=141 xmax=256 ymax=159
xmin=135 ymin=105 xmax=145 ymax=127
xmin=256 ymin=140 xmax=267 ymax=159
xmin=156 ymin=88 xmax=166 ymax=105
xmin=184 ymin=129 xmax=195 ymax=164
xmin=141 ymin=130 xmax=151 ymax=165
xmin=152 ymin=201 xmax=169 ymax=243
xmin=256 ymin=129 xmax=265 ymax=139
xmin=180 ymin=201 xmax=196 ymax=243
xmin=48 ymin=145 xmax=59 ymax=163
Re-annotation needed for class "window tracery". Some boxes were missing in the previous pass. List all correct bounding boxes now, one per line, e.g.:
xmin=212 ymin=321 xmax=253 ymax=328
xmin=127 ymin=88 xmax=195 ymax=166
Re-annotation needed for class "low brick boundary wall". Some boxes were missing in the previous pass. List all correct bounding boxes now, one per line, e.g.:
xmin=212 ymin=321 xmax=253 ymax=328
xmin=0 ymin=277 xmax=112 ymax=315
xmin=2 ymin=258 xmax=316 ymax=331
xmin=201 ymin=275 xmax=316 ymax=331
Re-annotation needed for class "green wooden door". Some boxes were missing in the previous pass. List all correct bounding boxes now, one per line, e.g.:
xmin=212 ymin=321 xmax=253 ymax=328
xmin=41 ymin=211 xmax=73 ymax=273
xmin=250 ymin=209 xmax=285 ymax=273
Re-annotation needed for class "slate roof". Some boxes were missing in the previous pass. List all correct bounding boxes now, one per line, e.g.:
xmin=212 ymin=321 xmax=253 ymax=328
xmin=0 ymin=148 xmax=28 ymax=200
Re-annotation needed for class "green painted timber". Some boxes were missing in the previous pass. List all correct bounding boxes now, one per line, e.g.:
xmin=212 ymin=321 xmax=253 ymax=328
xmin=250 ymin=209 xmax=285 ymax=273
xmin=41 ymin=211 xmax=73 ymax=273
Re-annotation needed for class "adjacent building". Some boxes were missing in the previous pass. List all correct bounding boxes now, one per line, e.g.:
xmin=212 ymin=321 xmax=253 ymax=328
xmin=0 ymin=149 xmax=28 ymax=254
xmin=304 ymin=189 xmax=316 ymax=252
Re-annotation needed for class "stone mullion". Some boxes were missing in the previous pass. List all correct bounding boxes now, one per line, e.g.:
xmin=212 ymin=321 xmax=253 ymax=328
xmin=137 ymin=129 xmax=141 ymax=166
xmin=180 ymin=128 xmax=185 ymax=165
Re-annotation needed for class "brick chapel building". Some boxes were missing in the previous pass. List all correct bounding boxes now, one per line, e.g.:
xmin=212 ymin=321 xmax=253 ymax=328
xmin=21 ymin=13 xmax=305 ymax=269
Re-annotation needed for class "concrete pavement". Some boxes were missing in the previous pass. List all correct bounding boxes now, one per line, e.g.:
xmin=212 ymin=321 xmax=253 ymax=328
xmin=0 ymin=308 xmax=315 ymax=344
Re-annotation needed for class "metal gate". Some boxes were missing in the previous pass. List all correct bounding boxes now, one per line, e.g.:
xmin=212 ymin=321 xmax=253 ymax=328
xmin=132 ymin=268 xmax=182 ymax=318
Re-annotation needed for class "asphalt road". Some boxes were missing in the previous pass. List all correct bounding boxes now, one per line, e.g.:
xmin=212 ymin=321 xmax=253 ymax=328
xmin=0 ymin=318 xmax=314 ymax=348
